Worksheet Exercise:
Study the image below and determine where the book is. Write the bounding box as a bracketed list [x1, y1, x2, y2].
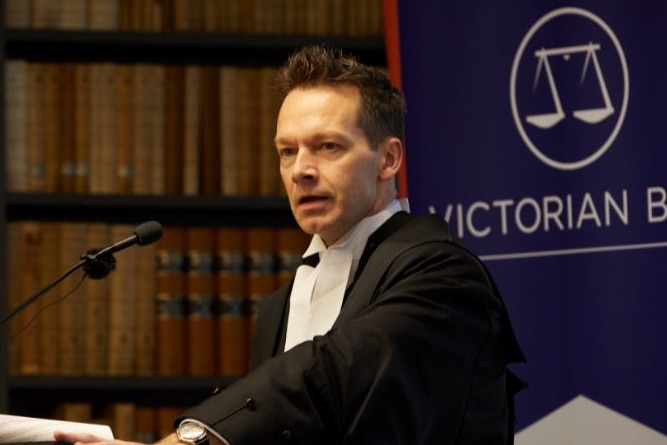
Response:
[57, 222, 88, 375]
[155, 226, 187, 376]
[5, 222, 23, 374]
[58, 63, 76, 193]
[329, 0, 346, 35]
[43, 63, 62, 192]
[275, 227, 310, 287]
[73, 63, 91, 193]
[135, 239, 157, 376]
[239, 0, 255, 33]
[199, 66, 221, 195]
[31, 0, 60, 29]
[59, 0, 88, 30]
[12, 222, 42, 375]
[134, 406, 157, 442]
[107, 224, 138, 375]
[37, 222, 61, 375]
[171, 0, 190, 32]
[185, 227, 217, 376]
[245, 228, 276, 351]
[148, 64, 166, 194]
[87, 63, 104, 194]
[83, 222, 111, 375]
[88, 0, 120, 30]
[237, 68, 259, 196]
[202, 0, 222, 32]
[4, 1, 31, 28]
[98, 63, 119, 193]
[0, 413, 113, 442]
[54, 402, 92, 423]
[163, 65, 185, 194]
[182, 65, 201, 196]
[4, 59, 29, 192]
[257, 67, 280, 196]
[156, 407, 182, 437]
[305, 0, 329, 36]
[26, 63, 47, 192]
[104, 403, 135, 441]
[219, 66, 239, 196]
[216, 227, 247, 377]
[131, 63, 153, 194]
[115, 64, 134, 194]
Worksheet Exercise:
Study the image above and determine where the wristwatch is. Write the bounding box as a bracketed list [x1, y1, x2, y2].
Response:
[176, 420, 208, 445]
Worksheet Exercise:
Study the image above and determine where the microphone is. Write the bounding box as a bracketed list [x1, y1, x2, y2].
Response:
[0, 221, 164, 327]
[83, 220, 163, 262]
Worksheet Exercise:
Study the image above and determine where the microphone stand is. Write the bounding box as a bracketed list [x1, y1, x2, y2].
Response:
[0, 251, 116, 327]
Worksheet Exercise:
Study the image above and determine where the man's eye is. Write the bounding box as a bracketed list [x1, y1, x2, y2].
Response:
[321, 142, 339, 151]
[279, 148, 296, 157]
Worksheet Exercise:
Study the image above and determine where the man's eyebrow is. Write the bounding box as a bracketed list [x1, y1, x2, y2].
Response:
[274, 136, 290, 146]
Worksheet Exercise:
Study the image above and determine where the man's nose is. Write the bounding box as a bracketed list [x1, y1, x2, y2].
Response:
[291, 150, 317, 181]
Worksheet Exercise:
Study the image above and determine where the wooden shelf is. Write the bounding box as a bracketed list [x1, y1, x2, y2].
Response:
[6, 192, 296, 226]
[4, 29, 387, 65]
[8, 376, 238, 414]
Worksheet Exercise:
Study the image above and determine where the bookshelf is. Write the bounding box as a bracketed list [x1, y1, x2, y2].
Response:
[0, 0, 386, 431]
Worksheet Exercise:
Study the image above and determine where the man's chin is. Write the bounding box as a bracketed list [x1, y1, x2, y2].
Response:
[295, 217, 331, 237]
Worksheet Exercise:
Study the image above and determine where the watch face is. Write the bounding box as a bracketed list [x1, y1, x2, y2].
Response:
[178, 422, 207, 443]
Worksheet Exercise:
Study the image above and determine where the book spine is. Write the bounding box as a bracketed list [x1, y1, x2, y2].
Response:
[216, 227, 248, 377]
[163, 66, 185, 194]
[5, 60, 29, 191]
[73, 63, 91, 193]
[185, 226, 217, 376]
[135, 240, 157, 376]
[58, 63, 76, 193]
[219, 66, 239, 196]
[17, 222, 43, 375]
[38, 222, 61, 374]
[83, 223, 111, 375]
[107, 224, 139, 375]
[155, 226, 187, 376]
[115, 64, 134, 194]
[244, 228, 276, 355]
[257, 67, 281, 196]
[237, 68, 259, 195]
[57, 222, 88, 375]
[27, 63, 46, 191]
[182, 65, 201, 196]
[275, 227, 310, 287]
[199, 66, 221, 195]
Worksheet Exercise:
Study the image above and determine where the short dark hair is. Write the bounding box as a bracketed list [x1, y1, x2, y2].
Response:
[275, 45, 406, 149]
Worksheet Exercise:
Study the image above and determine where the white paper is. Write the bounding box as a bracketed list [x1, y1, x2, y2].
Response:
[0, 413, 114, 443]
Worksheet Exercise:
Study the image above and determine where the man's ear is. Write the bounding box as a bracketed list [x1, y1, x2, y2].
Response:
[378, 137, 403, 181]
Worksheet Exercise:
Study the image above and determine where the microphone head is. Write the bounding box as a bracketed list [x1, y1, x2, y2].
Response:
[134, 221, 163, 246]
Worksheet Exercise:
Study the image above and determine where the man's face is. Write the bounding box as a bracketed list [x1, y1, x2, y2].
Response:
[275, 85, 383, 246]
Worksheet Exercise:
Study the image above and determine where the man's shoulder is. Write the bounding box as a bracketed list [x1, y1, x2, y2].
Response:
[387, 212, 459, 244]
[381, 212, 485, 266]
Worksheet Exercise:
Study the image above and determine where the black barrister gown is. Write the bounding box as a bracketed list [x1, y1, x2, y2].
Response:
[179, 212, 526, 445]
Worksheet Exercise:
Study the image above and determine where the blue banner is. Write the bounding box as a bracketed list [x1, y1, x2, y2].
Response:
[398, 1, 667, 442]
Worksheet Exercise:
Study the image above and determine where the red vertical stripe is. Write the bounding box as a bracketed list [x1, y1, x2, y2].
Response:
[382, 0, 408, 199]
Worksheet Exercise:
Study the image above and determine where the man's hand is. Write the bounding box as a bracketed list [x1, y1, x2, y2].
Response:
[54, 431, 182, 445]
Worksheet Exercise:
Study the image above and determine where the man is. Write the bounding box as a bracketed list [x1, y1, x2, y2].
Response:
[57, 45, 525, 445]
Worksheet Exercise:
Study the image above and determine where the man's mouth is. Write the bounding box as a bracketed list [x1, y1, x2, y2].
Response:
[298, 195, 327, 205]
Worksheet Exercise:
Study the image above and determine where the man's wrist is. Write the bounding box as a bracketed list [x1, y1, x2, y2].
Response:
[155, 432, 181, 445]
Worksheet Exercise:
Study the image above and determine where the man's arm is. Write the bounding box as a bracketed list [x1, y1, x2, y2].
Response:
[179, 241, 508, 444]
[53, 431, 227, 445]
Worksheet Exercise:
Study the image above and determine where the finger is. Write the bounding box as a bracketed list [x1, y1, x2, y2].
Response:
[54, 430, 107, 444]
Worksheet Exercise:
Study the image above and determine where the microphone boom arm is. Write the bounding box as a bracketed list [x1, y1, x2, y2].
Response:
[0, 259, 86, 326]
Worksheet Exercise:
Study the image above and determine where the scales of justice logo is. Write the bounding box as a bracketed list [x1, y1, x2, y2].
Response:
[510, 7, 629, 170]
